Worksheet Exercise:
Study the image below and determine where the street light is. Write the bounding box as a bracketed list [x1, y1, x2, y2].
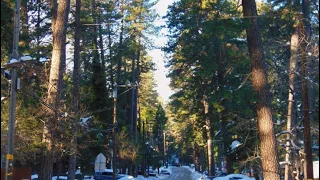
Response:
[112, 82, 138, 180]
[163, 131, 167, 168]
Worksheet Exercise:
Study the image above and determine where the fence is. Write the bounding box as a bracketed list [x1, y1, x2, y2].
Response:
[1, 168, 31, 180]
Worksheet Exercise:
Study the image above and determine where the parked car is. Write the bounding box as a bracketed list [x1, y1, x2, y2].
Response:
[94, 171, 125, 180]
[52, 176, 68, 180]
[160, 169, 171, 175]
[31, 174, 38, 180]
[84, 175, 94, 180]
[148, 169, 157, 177]
[215, 171, 227, 177]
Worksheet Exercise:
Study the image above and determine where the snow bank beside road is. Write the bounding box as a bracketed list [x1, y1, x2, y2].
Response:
[192, 172, 206, 180]
[120, 174, 169, 180]
[120, 175, 156, 180]
[119, 175, 158, 180]
[212, 174, 255, 180]
[119, 175, 135, 180]
[119, 166, 173, 180]
[184, 166, 255, 180]
[182, 166, 206, 180]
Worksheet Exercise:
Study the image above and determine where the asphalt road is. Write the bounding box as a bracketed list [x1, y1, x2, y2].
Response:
[162, 167, 193, 180]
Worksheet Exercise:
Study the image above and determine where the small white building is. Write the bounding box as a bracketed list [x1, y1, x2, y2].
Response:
[314, 161, 319, 179]
[95, 153, 106, 172]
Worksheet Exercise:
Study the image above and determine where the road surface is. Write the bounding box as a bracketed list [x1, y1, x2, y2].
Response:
[162, 167, 193, 180]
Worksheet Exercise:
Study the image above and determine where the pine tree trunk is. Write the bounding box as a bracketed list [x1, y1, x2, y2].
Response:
[21, 0, 29, 51]
[98, 6, 107, 103]
[285, 19, 299, 180]
[108, 24, 114, 88]
[40, 0, 70, 179]
[134, 0, 144, 140]
[217, 143, 222, 171]
[204, 96, 215, 177]
[292, 100, 301, 180]
[39, 149, 54, 180]
[36, 0, 41, 60]
[134, 31, 142, 141]
[68, 0, 81, 179]
[91, 0, 107, 121]
[57, 160, 62, 179]
[117, 0, 124, 83]
[194, 143, 200, 172]
[98, 10, 106, 75]
[242, 0, 280, 179]
[130, 56, 136, 133]
[129, 163, 133, 175]
[301, 0, 314, 179]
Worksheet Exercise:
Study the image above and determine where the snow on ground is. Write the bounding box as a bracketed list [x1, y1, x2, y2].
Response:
[125, 175, 158, 180]
[32, 166, 173, 180]
[192, 172, 206, 180]
[119, 175, 135, 180]
[184, 165, 255, 180]
[182, 166, 206, 180]
[119, 166, 173, 180]
[212, 174, 255, 180]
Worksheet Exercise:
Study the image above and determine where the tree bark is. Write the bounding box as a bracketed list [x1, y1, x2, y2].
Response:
[40, 0, 70, 179]
[133, 0, 144, 141]
[117, 0, 124, 83]
[36, 0, 41, 61]
[68, 0, 81, 179]
[20, 0, 29, 52]
[98, 9, 106, 75]
[194, 143, 200, 172]
[203, 96, 215, 177]
[301, 0, 314, 179]
[91, 0, 107, 121]
[108, 24, 114, 88]
[134, 27, 142, 139]
[285, 16, 300, 180]
[130, 55, 136, 134]
[242, 0, 280, 179]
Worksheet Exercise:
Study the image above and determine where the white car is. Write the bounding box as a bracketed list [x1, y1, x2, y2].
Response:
[52, 176, 68, 180]
[160, 169, 171, 175]
[83, 175, 94, 179]
[212, 174, 255, 180]
[31, 174, 38, 180]
[148, 169, 157, 177]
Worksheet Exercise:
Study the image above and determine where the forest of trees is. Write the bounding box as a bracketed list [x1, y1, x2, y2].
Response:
[164, 0, 319, 180]
[0, 0, 319, 180]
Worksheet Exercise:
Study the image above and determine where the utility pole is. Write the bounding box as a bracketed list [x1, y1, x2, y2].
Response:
[112, 86, 117, 180]
[5, 0, 21, 179]
[163, 132, 166, 167]
[143, 121, 146, 177]
[112, 82, 138, 180]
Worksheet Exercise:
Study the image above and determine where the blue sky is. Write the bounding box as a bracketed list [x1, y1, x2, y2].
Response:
[150, 0, 176, 103]
[150, 0, 264, 103]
